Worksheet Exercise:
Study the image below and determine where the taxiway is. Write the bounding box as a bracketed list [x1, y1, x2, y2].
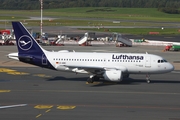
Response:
[0, 45, 180, 120]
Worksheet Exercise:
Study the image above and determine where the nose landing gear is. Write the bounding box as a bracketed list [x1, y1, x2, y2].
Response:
[146, 74, 150, 83]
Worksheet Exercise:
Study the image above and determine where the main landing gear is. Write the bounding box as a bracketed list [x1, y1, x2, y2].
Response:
[146, 74, 150, 83]
[87, 75, 100, 83]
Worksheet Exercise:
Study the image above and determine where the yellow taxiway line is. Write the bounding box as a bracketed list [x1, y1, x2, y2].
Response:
[57, 106, 76, 110]
[0, 90, 11, 92]
[34, 105, 53, 109]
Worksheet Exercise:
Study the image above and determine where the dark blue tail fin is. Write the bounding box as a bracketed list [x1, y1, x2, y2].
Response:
[12, 22, 43, 54]
[12, 22, 55, 70]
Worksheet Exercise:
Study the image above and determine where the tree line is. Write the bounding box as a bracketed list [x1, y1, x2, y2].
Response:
[0, 0, 180, 14]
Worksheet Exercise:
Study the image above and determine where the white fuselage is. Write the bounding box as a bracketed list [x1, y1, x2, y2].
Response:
[45, 51, 174, 74]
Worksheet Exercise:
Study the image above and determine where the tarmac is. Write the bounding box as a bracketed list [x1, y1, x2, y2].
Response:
[0, 43, 180, 120]
[1, 17, 180, 120]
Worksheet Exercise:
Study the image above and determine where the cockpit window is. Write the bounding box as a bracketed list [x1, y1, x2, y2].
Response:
[163, 59, 167, 62]
[158, 59, 168, 63]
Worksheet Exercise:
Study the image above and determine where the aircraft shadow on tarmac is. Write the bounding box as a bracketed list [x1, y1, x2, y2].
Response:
[91, 79, 180, 87]
[47, 76, 88, 82]
[46, 77, 180, 86]
[122, 78, 180, 84]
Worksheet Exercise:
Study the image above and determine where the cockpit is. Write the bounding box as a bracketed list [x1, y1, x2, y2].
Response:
[157, 59, 167, 63]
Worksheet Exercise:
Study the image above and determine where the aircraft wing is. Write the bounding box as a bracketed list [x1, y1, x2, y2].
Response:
[64, 65, 127, 74]
[64, 65, 104, 74]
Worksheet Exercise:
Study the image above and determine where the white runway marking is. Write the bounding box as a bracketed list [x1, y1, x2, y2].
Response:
[0, 104, 27, 109]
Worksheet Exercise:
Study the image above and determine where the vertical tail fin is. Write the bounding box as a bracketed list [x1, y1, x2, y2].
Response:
[12, 22, 44, 54]
[12, 22, 55, 70]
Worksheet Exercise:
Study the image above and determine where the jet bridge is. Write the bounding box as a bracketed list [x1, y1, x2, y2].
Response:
[78, 32, 94, 46]
[0, 34, 15, 45]
[78, 33, 88, 45]
[50, 35, 65, 46]
[113, 33, 132, 47]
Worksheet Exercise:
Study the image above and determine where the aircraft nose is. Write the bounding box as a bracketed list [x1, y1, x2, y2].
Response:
[168, 63, 174, 71]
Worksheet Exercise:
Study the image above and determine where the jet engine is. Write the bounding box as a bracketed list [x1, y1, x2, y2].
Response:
[103, 70, 123, 82]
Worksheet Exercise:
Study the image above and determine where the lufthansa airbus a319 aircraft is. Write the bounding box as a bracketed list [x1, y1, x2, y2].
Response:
[8, 22, 174, 83]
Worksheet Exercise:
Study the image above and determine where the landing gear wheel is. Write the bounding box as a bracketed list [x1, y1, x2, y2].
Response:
[146, 74, 150, 84]
[123, 74, 129, 78]
[87, 78, 94, 83]
[93, 76, 100, 81]
[147, 79, 150, 84]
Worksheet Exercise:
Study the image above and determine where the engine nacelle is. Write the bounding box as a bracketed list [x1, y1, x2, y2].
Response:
[103, 70, 123, 82]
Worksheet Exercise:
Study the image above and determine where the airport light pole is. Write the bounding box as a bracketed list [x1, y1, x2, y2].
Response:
[40, 0, 43, 38]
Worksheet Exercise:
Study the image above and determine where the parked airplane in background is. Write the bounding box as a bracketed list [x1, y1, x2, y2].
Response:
[8, 22, 174, 83]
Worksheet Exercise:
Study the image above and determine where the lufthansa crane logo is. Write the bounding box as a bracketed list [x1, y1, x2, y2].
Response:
[18, 35, 33, 51]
